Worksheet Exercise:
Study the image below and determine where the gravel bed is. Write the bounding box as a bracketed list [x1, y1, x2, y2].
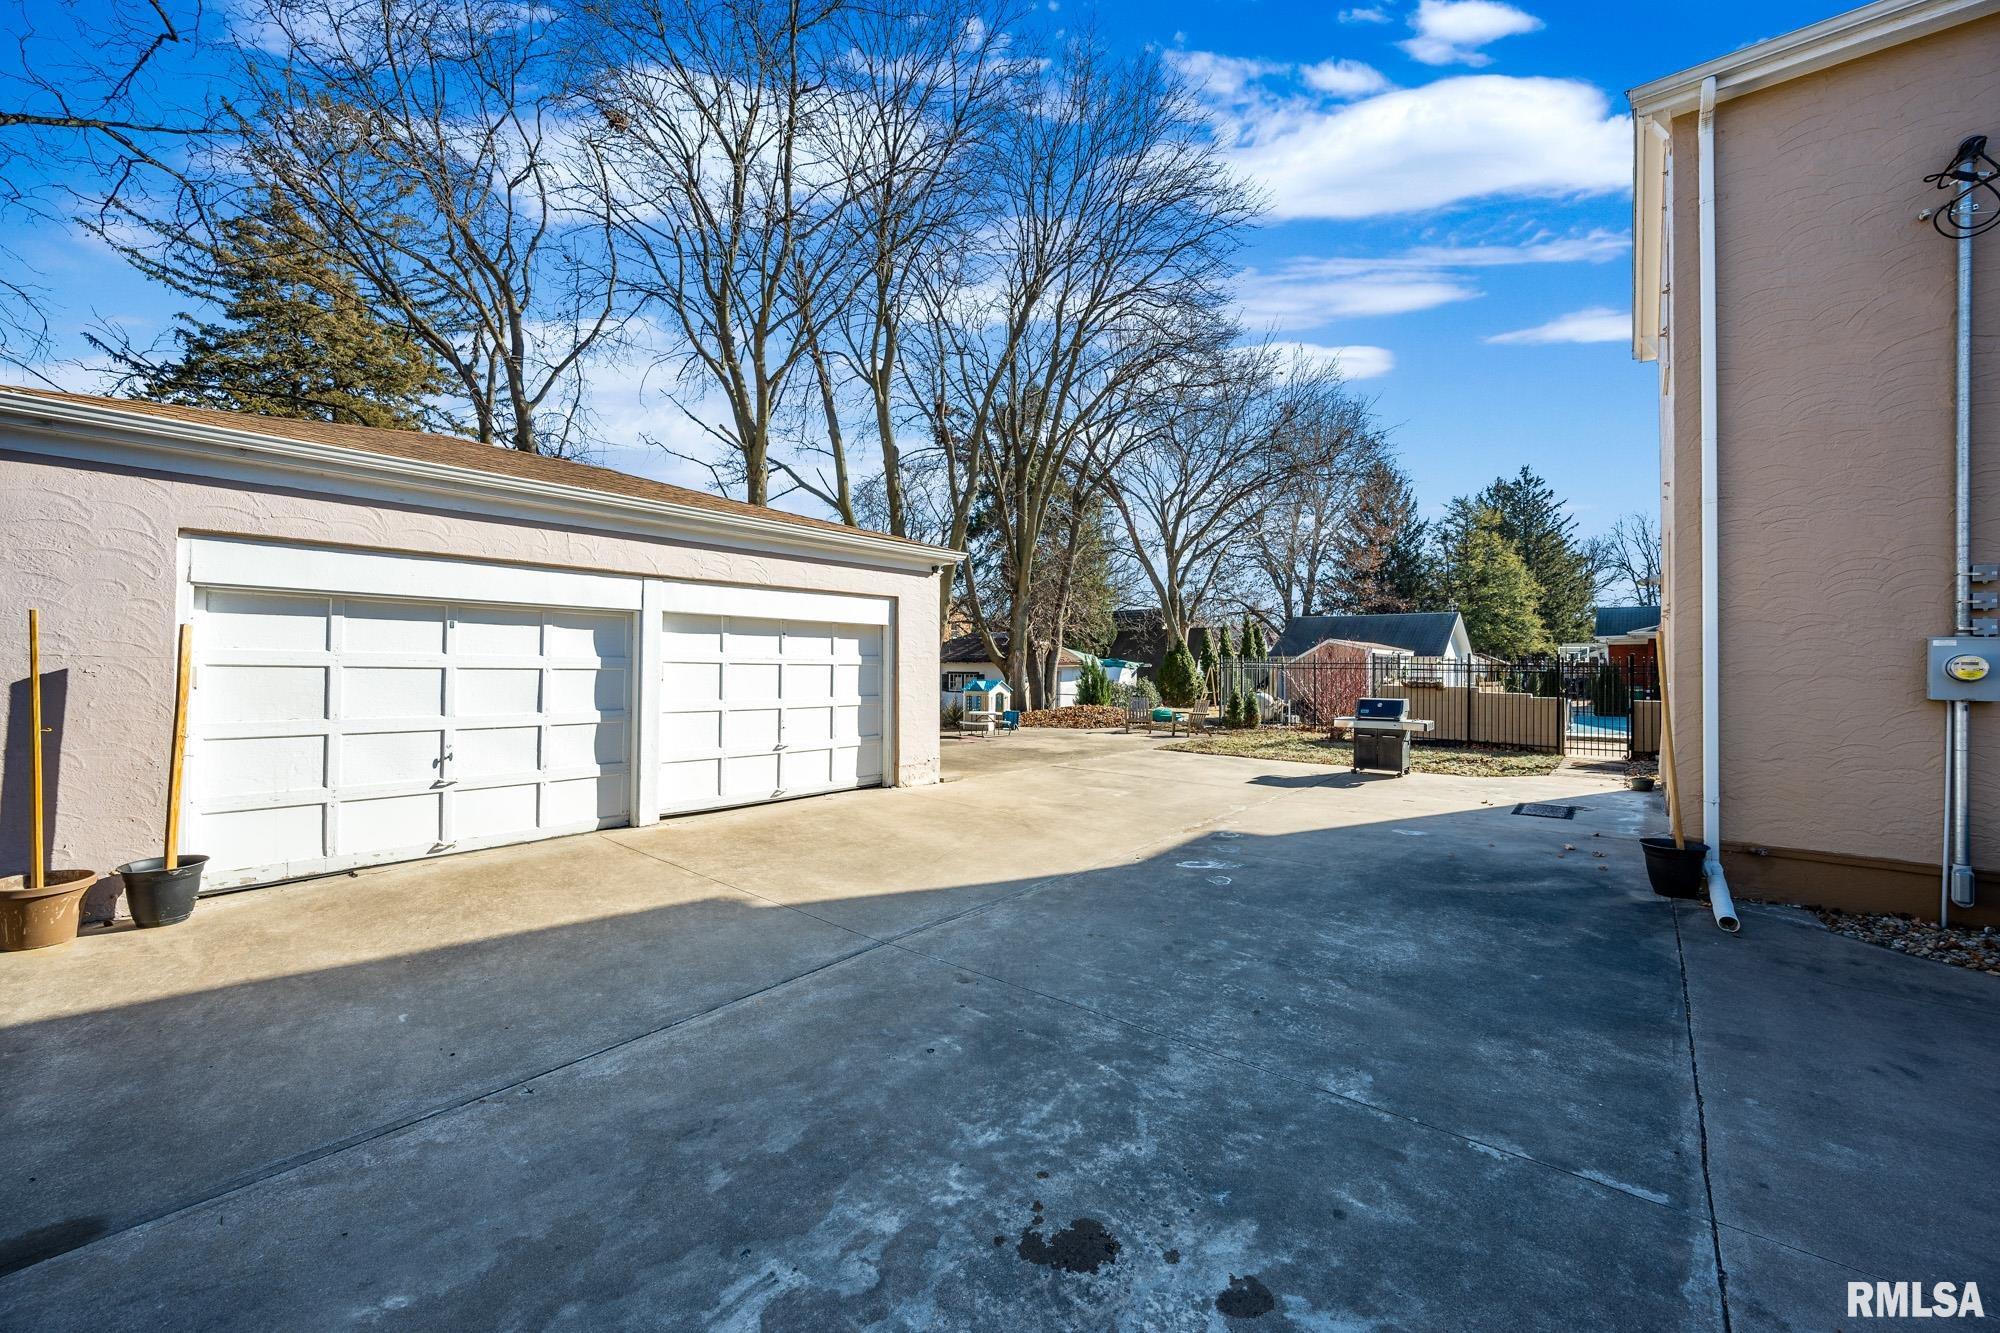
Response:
[1809, 908, 2000, 976]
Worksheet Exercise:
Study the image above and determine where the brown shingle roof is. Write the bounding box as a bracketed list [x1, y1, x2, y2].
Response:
[0, 386, 934, 551]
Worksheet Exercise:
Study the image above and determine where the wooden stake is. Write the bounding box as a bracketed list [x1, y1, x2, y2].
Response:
[28, 609, 44, 890]
[164, 623, 193, 870]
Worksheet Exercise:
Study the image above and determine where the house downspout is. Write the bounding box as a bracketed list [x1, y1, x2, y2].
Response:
[1697, 76, 1741, 933]
[1945, 142, 1979, 917]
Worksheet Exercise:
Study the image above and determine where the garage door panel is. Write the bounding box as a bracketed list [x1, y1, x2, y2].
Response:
[781, 748, 832, 789]
[661, 710, 721, 751]
[338, 792, 442, 856]
[345, 667, 444, 720]
[548, 720, 625, 768]
[549, 666, 625, 714]
[343, 730, 444, 786]
[725, 661, 780, 699]
[665, 662, 722, 702]
[544, 611, 628, 660]
[201, 734, 327, 799]
[344, 600, 446, 654]
[204, 665, 327, 723]
[192, 583, 631, 887]
[459, 668, 541, 717]
[454, 725, 540, 778]
[663, 758, 722, 804]
[205, 591, 330, 651]
[784, 706, 833, 745]
[725, 619, 783, 656]
[784, 663, 833, 700]
[545, 774, 625, 825]
[657, 610, 884, 816]
[724, 708, 780, 751]
[723, 752, 779, 796]
[453, 606, 543, 656]
[455, 784, 540, 840]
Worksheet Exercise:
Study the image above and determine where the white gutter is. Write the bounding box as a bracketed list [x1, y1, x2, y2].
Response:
[0, 391, 964, 574]
[1696, 76, 1741, 934]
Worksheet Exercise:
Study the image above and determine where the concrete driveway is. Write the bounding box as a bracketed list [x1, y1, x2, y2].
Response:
[1, 731, 1994, 1330]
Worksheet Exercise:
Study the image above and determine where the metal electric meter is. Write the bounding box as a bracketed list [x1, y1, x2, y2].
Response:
[1928, 638, 2000, 702]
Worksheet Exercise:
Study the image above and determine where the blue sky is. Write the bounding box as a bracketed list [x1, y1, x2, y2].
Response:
[10, 0, 1842, 537]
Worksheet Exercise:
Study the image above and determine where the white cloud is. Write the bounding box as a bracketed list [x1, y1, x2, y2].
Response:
[1484, 306, 1629, 344]
[1300, 59, 1391, 99]
[1274, 341, 1396, 379]
[1163, 50, 1288, 101]
[1234, 230, 1625, 333]
[1211, 75, 1628, 220]
[1399, 0, 1542, 67]
[1339, 6, 1394, 23]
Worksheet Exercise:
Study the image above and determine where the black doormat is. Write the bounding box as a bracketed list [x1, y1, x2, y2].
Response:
[1513, 802, 1577, 820]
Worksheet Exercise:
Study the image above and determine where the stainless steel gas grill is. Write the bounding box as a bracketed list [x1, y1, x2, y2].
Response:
[1335, 697, 1436, 776]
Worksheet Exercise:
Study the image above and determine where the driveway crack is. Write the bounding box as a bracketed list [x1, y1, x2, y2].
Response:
[1674, 899, 1735, 1333]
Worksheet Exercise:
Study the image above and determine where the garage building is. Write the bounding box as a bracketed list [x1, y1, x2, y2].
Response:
[0, 388, 957, 900]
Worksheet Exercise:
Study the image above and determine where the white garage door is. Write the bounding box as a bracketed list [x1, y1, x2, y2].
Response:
[658, 613, 882, 814]
[189, 589, 632, 887]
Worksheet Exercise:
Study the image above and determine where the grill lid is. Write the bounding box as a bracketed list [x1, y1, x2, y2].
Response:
[1354, 697, 1408, 721]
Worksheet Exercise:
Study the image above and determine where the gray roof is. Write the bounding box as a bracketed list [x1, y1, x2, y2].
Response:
[1272, 612, 1464, 659]
[1593, 605, 1662, 638]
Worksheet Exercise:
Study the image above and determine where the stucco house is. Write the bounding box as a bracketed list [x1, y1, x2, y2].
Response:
[1629, 0, 1999, 924]
[0, 388, 959, 909]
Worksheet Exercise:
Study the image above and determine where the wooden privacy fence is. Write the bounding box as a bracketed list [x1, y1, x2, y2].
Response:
[1369, 683, 1565, 751]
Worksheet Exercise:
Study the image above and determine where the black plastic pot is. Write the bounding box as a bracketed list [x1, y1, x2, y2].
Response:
[116, 855, 209, 928]
[1640, 837, 1708, 900]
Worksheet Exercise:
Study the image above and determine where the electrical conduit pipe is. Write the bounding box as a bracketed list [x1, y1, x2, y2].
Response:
[1697, 76, 1740, 933]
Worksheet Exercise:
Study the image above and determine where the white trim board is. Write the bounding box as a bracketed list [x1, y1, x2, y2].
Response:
[652, 579, 891, 627]
[188, 537, 644, 610]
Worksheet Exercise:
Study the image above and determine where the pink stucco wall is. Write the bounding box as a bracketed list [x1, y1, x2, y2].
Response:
[0, 444, 943, 912]
[1658, 15, 2000, 919]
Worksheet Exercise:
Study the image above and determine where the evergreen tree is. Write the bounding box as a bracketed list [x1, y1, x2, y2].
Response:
[1474, 467, 1596, 646]
[1437, 506, 1553, 658]
[1158, 641, 1202, 708]
[1241, 618, 1268, 661]
[121, 191, 445, 430]
[1216, 624, 1236, 660]
[1327, 460, 1432, 613]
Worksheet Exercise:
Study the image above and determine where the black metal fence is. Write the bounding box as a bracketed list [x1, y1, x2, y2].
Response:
[1211, 655, 1659, 760]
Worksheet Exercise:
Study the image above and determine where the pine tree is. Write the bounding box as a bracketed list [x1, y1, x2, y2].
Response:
[1437, 506, 1553, 658]
[1327, 460, 1432, 613]
[1158, 641, 1202, 708]
[124, 191, 446, 430]
[1474, 467, 1596, 646]
[1216, 624, 1236, 660]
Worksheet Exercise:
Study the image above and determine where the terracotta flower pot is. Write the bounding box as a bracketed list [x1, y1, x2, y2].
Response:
[0, 869, 98, 951]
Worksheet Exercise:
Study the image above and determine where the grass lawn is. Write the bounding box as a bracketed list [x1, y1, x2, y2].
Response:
[1162, 726, 1563, 777]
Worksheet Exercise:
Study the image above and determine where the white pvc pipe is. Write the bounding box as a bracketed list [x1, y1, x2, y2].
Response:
[1697, 76, 1740, 934]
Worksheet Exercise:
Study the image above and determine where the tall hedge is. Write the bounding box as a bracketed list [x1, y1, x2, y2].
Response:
[1157, 642, 1201, 708]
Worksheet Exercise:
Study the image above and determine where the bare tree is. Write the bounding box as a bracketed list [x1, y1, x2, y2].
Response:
[1592, 510, 1663, 605]
[585, 0, 858, 502]
[112, 0, 624, 454]
[0, 0, 222, 369]
[910, 40, 1254, 695]
[1111, 344, 1379, 646]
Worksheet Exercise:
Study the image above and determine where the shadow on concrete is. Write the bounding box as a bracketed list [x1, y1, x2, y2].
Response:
[0, 667, 65, 877]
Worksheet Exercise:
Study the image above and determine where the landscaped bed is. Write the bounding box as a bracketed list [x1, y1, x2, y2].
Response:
[1163, 726, 1563, 777]
[1809, 909, 2000, 977]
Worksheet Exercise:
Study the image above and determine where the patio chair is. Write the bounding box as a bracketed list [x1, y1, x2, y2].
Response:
[1124, 696, 1151, 733]
[1000, 709, 1020, 732]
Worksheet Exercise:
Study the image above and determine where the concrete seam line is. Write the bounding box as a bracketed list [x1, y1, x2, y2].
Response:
[1674, 900, 1735, 1333]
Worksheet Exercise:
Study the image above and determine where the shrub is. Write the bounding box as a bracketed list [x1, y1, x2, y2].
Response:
[1245, 690, 1263, 728]
[1157, 642, 1201, 707]
[1131, 676, 1161, 707]
[1197, 632, 1219, 680]
[1075, 658, 1112, 706]
[941, 702, 964, 729]
[1224, 689, 1244, 728]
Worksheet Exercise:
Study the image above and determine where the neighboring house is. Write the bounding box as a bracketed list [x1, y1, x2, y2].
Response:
[1629, 0, 1999, 924]
[1107, 608, 1227, 677]
[0, 388, 960, 902]
[939, 633, 1106, 707]
[1592, 605, 1662, 669]
[1271, 612, 1472, 662]
[1278, 637, 1410, 725]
